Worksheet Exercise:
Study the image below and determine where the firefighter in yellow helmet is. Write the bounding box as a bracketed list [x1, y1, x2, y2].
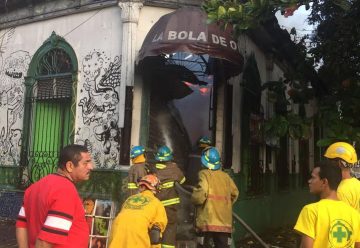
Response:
[324, 141, 360, 212]
[109, 175, 167, 248]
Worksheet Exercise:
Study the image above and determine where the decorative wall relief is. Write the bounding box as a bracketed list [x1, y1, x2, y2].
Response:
[0, 28, 30, 166]
[77, 50, 122, 169]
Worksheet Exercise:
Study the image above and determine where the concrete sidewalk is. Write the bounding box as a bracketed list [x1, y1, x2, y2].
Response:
[238, 227, 298, 248]
[0, 219, 297, 248]
[0, 220, 16, 247]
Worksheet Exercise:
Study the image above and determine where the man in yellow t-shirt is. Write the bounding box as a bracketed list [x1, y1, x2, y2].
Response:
[324, 142, 360, 212]
[338, 177, 360, 212]
[294, 160, 360, 248]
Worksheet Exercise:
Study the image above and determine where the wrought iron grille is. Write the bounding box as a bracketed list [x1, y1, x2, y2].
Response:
[23, 75, 73, 183]
[37, 48, 73, 75]
[36, 77, 72, 100]
[22, 76, 72, 182]
[27, 150, 60, 184]
[21, 47, 75, 184]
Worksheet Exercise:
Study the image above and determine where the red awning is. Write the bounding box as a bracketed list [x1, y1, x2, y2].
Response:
[138, 6, 244, 77]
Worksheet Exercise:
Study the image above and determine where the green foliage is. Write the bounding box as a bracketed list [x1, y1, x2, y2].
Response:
[203, 0, 310, 33]
[308, 1, 360, 146]
[263, 113, 311, 140]
[204, 0, 360, 146]
[315, 87, 360, 147]
[78, 170, 127, 204]
[261, 78, 313, 140]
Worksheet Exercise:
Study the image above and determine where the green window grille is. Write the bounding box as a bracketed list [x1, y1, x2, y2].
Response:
[21, 33, 77, 185]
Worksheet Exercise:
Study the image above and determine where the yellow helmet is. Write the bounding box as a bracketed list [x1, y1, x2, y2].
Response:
[324, 142, 358, 164]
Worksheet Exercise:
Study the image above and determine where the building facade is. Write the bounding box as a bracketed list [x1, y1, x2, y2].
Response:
[0, 0, 318, 242]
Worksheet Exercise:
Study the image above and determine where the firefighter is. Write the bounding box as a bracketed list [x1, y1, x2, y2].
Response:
[191, 147, 239, 248]
[324, 141, 360, 212]
[186, 136, 212, 186]
[154, 145, 186, 248]
[127, 145, 151, 196]
[198, 136, 212, 148]
[109, 174, 167, 248]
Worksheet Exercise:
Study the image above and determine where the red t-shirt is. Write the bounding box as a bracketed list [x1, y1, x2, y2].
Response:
[16, 174, 89, 248]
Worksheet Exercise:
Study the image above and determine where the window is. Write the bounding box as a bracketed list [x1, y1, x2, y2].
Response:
[21, 33, 77, 184]
[241, 53, 264, 195]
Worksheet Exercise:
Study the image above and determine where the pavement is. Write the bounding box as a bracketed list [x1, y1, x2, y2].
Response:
[238, 227, 299, 248]
[0, 219, 297, 248]
[0, 220, 16, 248]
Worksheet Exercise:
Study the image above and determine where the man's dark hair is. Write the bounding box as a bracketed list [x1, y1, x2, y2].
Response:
[58, 144, 89, 169]
[315, 160, 342, 190]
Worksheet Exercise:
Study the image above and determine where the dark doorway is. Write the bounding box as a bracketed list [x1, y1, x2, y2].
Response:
[141, 53, 216, 168]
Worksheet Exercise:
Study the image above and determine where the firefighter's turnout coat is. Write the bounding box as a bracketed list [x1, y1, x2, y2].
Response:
[155, 161, 185, 247]
[191, 169, 239, 233]
[127, 163, 149, 196]
[155, 162, 186, 208]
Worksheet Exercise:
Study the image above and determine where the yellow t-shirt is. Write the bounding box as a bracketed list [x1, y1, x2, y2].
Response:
[338, 178, 360, 212]
[294, 199, 360, 248]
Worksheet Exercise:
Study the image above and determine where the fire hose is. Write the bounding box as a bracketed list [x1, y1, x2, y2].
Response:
[175, 182, 271, 248]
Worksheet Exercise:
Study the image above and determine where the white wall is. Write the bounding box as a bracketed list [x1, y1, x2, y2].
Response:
[136, 6, 174, 55]
[130, 6, 174, 147]
[0, 7, 124, 168]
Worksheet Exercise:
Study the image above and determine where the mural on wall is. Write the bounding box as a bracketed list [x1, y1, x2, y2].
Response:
[77, 50, 122, 169]
[0, 28, 31, 166]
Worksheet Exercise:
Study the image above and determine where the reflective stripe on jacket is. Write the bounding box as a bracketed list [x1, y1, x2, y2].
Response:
[155, 162, 185, 207]
[191, 169, 239, 233]
[127, 163, 149, 196]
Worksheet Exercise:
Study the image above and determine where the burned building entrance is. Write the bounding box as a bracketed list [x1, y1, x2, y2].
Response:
[141, 52, 215, 168]
[137, 6, 243, 167]
[137, 5, 244, 241]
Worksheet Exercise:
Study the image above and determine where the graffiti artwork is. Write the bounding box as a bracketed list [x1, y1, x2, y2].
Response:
[77, 50, 122, 169]
[0, 28, 30, 166]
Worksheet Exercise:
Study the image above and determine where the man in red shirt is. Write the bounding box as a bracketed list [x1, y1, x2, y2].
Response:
[16, 144, 94, 248]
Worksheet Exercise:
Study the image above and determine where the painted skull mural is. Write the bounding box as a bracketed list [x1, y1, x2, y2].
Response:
[0, 50, 31, 166]
[77, 50, 122, 169]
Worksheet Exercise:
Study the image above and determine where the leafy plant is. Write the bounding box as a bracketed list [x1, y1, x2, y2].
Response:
[262, 79, 313, 140]
[203, 0, 311, 33]
[204, 0, 360, 146]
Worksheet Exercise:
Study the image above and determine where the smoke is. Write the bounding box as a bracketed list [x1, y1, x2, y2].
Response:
[156, 112, 173, 150]
[173, 84, 212, 147]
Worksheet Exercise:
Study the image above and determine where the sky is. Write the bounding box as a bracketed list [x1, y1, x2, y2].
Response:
[275, 5, 315, 42]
